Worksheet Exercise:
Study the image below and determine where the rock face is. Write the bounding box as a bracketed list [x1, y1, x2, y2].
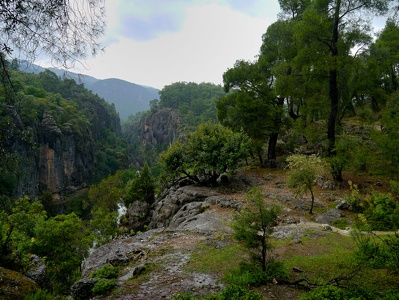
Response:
[70, 278, 98, 300]
[77, 184, 245, 299]
[140, 108, 180, 145]
[5, 100, 120, 198]
[38, 111, 94, 194]
[24, 255, 51, 291]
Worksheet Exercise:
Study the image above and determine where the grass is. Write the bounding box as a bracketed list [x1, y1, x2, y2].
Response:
[276, 232, 357, 283]
[183, 241, 246, 275]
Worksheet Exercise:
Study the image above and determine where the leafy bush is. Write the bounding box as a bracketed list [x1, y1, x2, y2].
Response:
[123, 163, 156, 207]
[299, 286, 346, 300]
[332, 218, 349, 229]
[354, 231, 399, 274]
[286, 154, 328, 214]
[92, 278, 117, 296]
[23, 289, 60, 300]
[212, 285, 263, 300]
[343, 182, 368, 213]
[89, 264, 119, 279]
[226, 261, 287, 287]
[160, 122, 249, 186]
[363, 194, 399, 230]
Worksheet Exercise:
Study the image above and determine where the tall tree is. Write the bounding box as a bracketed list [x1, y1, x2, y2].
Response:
[292, 0, 390, 157]
[217, 59, 284, 165]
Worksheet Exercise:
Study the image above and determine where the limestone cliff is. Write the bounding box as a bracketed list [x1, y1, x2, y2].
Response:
[140, 108, 181, 146]
[4, 100, 120, 198]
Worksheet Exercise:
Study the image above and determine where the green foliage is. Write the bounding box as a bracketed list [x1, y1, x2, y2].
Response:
[232, 187, 281, 272]
[89, 264, 119, 279]
[329, 134, 359, 181]
[87, 171, 127, 244]
[158, 82, 224, 131]
[33, 213, 92, 294]
[123, 163, 156, 207]
[331, 218, 349, 230]
[216, 59, 282, 164]
[363, 194, 399, 231]
[23, 289, 62, 300]
[0, 196, 46, 269]
[354, 232, 399, 285]
[92, 278, 117, 296]
[343, 182, 367, 213]
[211, 285, 263, 300]
[225, 261, 287, 287]
[160, 122, 249, 186]
[299, 286, 347, 300]
[286, 154, 327, 214]
[376, 92, 399, 175]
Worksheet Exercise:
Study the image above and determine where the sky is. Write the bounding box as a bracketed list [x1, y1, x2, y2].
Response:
[62, 0, 281, 89]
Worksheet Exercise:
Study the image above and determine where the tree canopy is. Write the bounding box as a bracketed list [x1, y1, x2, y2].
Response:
[0, 0, 105, 66]
[160, 122, 250, 186]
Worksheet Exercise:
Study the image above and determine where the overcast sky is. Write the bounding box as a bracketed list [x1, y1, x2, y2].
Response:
[66, 0, 281, 89]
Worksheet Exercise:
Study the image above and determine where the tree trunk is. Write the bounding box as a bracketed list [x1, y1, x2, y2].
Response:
[309, 187, 315, 214]
[261, 230, 267, 272]
[267, 133, 278, 160]
[327, 0, 341, 157]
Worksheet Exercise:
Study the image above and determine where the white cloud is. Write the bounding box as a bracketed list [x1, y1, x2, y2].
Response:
[76, 2, 277, 89]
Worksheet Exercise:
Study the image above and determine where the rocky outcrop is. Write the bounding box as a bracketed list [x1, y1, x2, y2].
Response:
[140, 108, 180, 145]
[4, 98, 120, 198]
[24, 255, 51, 291]
[149, 186, 218, 229]
[125, 200, 152, 232]
[38, 111, 94, 194]
[70, 278, 98, 300]
[0, 267, 39, 299]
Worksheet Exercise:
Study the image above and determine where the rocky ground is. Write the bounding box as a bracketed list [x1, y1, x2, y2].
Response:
[75, 167, 390, 300]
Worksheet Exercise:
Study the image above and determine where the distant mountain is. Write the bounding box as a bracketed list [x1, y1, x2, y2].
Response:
[18, 61, 159, 120]
[85, 79, 159, 120]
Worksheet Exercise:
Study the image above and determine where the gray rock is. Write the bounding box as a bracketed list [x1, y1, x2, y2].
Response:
[125, 200, 151, 232]
[315, 209, 344, 224]
[150, 186, 217, 229]
[336, 200, 352, 210]
[24, 255, 51, 291]
[81, 232, 158, 277]
[70, 278, 98, 300]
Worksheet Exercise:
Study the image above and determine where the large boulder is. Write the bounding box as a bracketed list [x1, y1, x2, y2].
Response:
[149, 186, 217, 229]
[24, 255, 51, 291]
[125, 200, 151, 232]
[70, 278, 98, 300]
[0, 267, 38, 299]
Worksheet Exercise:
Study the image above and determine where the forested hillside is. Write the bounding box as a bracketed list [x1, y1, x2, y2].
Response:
[0, 64, 127, 198]
[18, 61, 160, 120]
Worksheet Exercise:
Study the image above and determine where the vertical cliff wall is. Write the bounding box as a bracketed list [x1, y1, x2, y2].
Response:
[4, 100, 120, 198]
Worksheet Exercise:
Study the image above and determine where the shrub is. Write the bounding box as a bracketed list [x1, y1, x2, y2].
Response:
[363, 194, 399, 231]
[23, 289, 58, 300]
[286, 154, 327, 214]
[299, 286, 346, 300]
[225, 261, 287, 287]
[343, 182, 368, 213]
[332, 218, 349, 229]
[214, 285, 263, 300]
[89, 264, 119, 279]
[92, 278, 117, 296]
